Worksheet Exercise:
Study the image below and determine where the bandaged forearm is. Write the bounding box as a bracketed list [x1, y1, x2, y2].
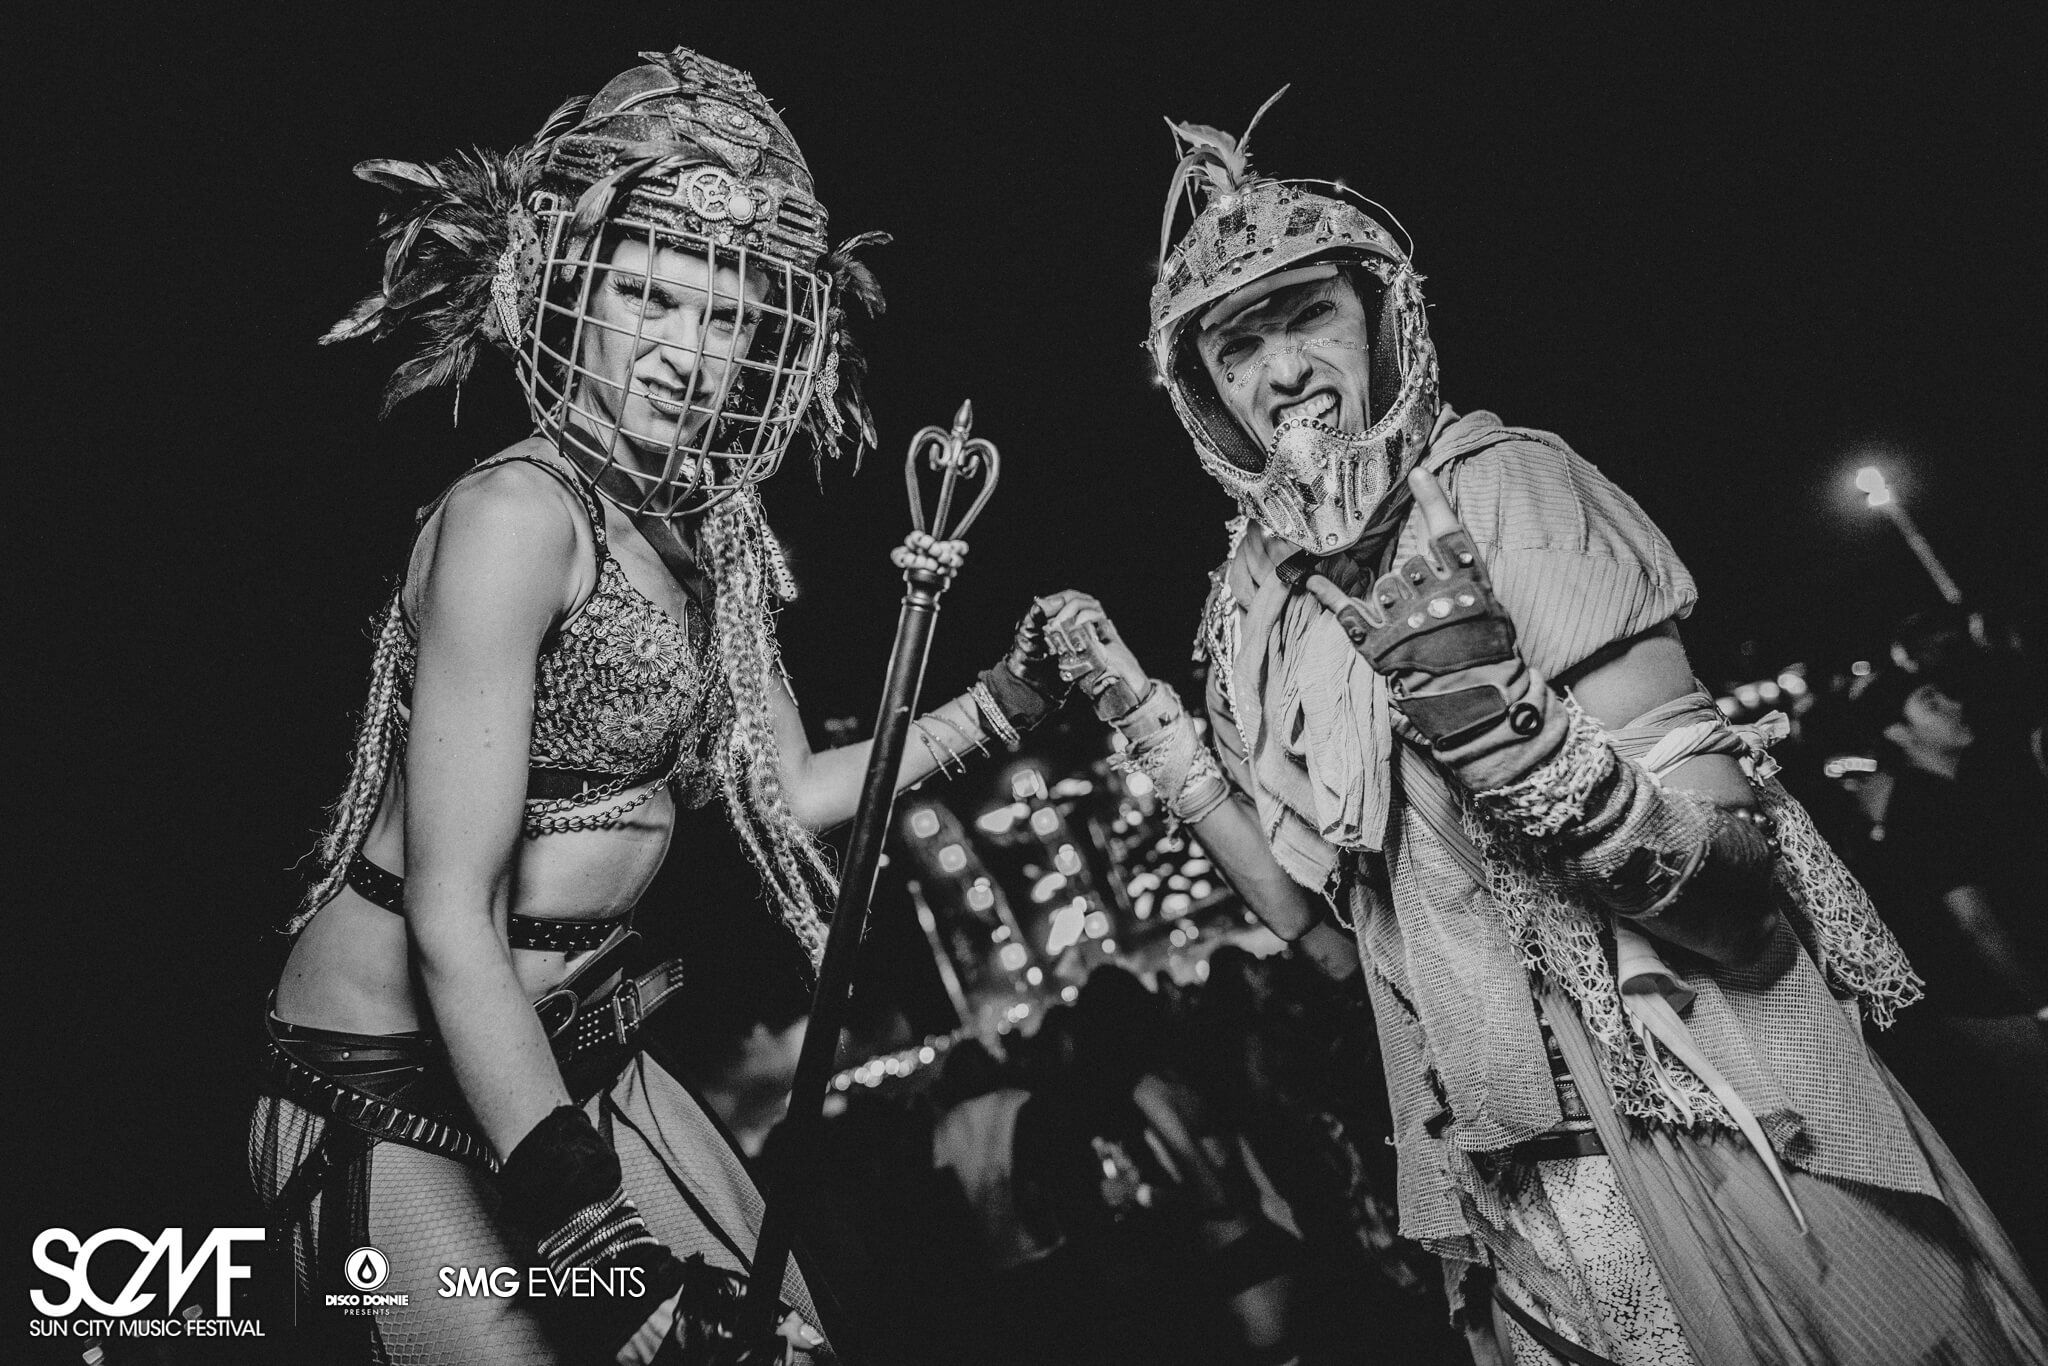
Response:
[1112, 680, 1233, 824]
[1475, 704, 1776, 919]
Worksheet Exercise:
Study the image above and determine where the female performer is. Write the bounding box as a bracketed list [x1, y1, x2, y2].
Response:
[250, 46, 1063, 1365]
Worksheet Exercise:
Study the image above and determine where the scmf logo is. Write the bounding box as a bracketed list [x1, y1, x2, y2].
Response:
[32, 1228, 265, 1317]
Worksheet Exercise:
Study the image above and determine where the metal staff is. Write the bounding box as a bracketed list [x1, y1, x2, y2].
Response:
[739, 401, 1000, 1346]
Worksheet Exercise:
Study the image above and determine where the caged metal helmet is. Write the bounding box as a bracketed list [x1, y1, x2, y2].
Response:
[1148, 89, 1439, 553]
[324, 46, 887, 518]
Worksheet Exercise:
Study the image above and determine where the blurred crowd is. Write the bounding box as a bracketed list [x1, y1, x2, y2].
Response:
[1808, 606, 2048, 1280]
[660, 936, 1465, 1365]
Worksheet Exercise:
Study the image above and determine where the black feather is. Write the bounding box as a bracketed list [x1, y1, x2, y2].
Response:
[326, 95, 588, 416]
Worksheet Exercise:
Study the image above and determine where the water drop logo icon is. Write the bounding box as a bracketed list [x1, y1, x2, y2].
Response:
[344, 1246, 390, 1292]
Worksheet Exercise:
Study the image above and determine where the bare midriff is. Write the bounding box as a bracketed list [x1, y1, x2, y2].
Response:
[273, 765, 677, 1035]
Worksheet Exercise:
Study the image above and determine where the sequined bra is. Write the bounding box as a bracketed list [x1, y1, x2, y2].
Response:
[393, 451, 732, 832]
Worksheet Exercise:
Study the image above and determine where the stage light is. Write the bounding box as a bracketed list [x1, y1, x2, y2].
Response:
[1854, 465, 1892, 508]
[992, 923, 1010, 942]
[1030, 871, 1068, 902]
[976, 804, 1021, 835]
[1777, 669, 1808, 697]
[1101, 939, 1117, 955]
[999, 942, 1029, 971]
[937, 843, 968, 873]
[1134, 892, 1155, 919]
[1851, 660, 1873, 677]
[966, 880, 996, 912]
[1062, 984, 1080, 1002]
[1125, 770, 1155, 796]
[1084, 910, 1111, 939]
[1030, 807, 1062, 837]
[1026, 966, 1044, 986]
[1045, 902, 1087, 954]
[908, 808, 941, 839]
[1054, 844, 1084, 875]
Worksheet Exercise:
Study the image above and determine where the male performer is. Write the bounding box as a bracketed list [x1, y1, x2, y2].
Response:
[1041, 97, 2047, 1364]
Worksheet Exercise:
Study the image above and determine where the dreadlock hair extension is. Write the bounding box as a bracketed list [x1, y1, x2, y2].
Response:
[290, 593, 411, 933]
[701, 493, 836, 968]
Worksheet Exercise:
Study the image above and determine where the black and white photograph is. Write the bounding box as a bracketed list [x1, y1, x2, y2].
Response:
[20, 3, 2048, 1363]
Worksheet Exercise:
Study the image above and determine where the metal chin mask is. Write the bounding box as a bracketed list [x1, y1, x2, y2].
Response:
[1147, 95, 1440, 551]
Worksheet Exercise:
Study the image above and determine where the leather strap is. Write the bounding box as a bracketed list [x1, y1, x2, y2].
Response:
[345, 852, 629, 953]
[265, 1036, 497, 1170]
[1490, 1280, 1621, 1366]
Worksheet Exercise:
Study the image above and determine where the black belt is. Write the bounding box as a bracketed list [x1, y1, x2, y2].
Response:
[345, 852, 627, 953]
[533, 929, 689, 1080]
[265, 1021, 495, 1169]
[1517, 1127, 1605, 1162]
[265, 933, 686, 1163]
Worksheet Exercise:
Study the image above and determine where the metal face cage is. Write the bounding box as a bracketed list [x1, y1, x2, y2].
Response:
[517, 196, 829, 518]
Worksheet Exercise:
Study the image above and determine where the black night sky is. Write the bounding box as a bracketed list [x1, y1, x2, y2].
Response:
[19, 2, 2046, 1353]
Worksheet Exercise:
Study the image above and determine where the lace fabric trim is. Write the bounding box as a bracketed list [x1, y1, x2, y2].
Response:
[1465, 709, 1923, 1131]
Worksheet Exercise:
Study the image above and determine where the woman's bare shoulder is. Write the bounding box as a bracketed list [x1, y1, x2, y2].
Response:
[406, 441, 592, 606]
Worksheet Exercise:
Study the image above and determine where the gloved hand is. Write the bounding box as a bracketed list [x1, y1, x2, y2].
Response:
[975, 598, 1074, 732]
[1302, 468, 1567, 791]
[498, 1107, 825, 1364]
[1037, 591, 1148, 721]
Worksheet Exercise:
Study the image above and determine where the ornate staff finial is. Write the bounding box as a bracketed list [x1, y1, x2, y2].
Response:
[905, 398, 1001, 542]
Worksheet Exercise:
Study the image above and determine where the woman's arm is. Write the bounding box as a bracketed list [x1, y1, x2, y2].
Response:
[402, 464, 585, 1159]
[772, 536, 1069, 829]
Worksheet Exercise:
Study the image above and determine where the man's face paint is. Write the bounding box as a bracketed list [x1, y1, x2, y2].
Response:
[1197, 269, 1374, 451]
[1193, 267, 1400, 550]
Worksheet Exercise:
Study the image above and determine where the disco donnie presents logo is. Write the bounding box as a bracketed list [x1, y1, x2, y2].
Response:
[29, 1228, 268, 1340]
[325, 1245, 409, 1313]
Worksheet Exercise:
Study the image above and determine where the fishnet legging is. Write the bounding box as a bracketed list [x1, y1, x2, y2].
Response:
[250, 1053, 825, 1364]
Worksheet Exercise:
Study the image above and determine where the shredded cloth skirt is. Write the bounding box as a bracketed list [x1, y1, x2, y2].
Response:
[1518, 987, 2048, 1366]
[250, 1045, 826, 1366]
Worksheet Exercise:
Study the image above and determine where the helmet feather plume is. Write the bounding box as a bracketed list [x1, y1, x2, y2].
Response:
[1157, 84, 1291, 267]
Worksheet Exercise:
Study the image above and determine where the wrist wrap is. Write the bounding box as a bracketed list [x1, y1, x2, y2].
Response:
[977, 662, 1060, 732]
[1111, 681, 1231, 823]
[1478, 706, 1777, 919]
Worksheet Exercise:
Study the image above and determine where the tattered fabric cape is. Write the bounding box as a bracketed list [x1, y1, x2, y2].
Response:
[1200, 409, 1938, 1255]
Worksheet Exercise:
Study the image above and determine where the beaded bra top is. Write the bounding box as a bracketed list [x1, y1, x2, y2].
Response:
[392, 450, 732, 832]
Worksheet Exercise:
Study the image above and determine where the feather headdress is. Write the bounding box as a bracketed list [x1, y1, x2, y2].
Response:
[805, 228, 891, 457]
[321, 96, 589, 416]
[1158, 85, 1290, 269]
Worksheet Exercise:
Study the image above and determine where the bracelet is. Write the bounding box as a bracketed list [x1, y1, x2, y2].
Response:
[1109, 679, 1233, 822]
[1167, 747, 1232, 823]
[1109, 679, 1180, 745]
[1473, 699, 1615, 839]
[970, 681, 1023, 747]
[927, 704, 989, 757]
[913, 720, 969, 778]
